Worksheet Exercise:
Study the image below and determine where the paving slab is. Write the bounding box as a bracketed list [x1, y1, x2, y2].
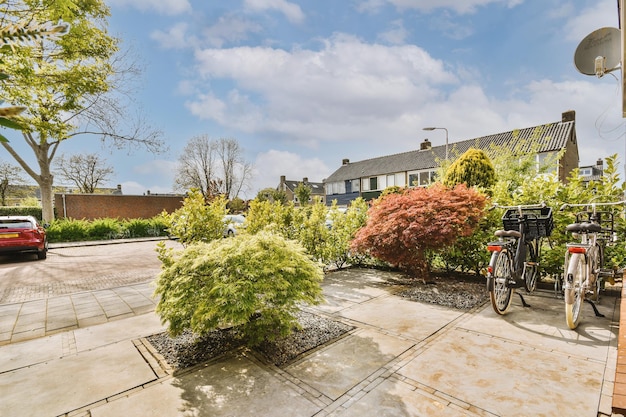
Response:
[286, 328, 415, 400]
[0, 341, 156, 417]
[398, 324, 606, 417]
[73, 313, 166, 352]
[0, 332, 65, 373]
[462, 290, 619, 359]
[91, 353, 321, 417]
[339, 295, 463, 341]
[337, 378, 482, 417]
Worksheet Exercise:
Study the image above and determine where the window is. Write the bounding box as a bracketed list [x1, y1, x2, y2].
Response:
[419, 172, 430, 186]
[352, 179, 360, 192]
[387, 175, 395, 187]
[395, 173, 406, 187]
[579, 168, 592, 176]
[369, 177, 378, 190]
[408, 172, 419, 187]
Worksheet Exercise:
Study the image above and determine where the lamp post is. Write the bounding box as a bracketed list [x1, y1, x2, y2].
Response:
[422, 127, 448, 160]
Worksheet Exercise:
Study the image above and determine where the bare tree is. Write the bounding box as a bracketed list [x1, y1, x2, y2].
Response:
[174, 136, 252, 200]
[0, 160, 26, 205]
[54, 153, 114, 193]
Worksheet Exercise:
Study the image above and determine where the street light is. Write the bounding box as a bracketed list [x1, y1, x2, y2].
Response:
[422, 127, 448, 160]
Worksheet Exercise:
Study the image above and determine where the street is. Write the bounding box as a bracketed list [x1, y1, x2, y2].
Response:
[0, 239, 182, 304]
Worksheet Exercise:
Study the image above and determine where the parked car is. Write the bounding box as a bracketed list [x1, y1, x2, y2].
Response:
[0, 215, 48, 260]
[223, 214, 246, 237]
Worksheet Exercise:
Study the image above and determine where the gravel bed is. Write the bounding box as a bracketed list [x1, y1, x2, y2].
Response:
[147, 311, 354, 369]
[396, 274, 489, 310]
[146, 271, 487, 371]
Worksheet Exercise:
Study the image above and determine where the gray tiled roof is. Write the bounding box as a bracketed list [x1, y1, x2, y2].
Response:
[282, 179, 325, 194]
[325, 120, 574, 183]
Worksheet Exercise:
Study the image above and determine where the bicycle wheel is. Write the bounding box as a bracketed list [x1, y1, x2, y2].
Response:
[489, 249, 514, 315]
[564, 252, 585, 329]
[588, 244, 602, 303]
[523, 241, 538, 293]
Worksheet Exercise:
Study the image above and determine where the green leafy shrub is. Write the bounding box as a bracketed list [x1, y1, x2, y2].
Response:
[122, 218, 151, 238]
[88, 218, 122, 239]
[0, 206, 42, 219]
[154, 231, 324, 346]
[46, 218, 90, 242]
[161, 190, 227, 246]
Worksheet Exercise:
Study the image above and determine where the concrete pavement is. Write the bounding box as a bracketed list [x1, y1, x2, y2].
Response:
[0, 267, 622, 416]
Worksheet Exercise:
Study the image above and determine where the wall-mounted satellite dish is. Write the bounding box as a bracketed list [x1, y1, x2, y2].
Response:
[574, 27, 621, 77]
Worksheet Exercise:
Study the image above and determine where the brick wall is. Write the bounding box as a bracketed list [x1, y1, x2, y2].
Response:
[54, 193, 185, 220]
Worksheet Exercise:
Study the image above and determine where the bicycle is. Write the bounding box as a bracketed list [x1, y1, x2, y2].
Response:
[486, 203, 553, 315]
[559, 201, 624, 329]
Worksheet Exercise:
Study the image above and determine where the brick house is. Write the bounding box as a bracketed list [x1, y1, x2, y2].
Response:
[278, 176, 326, 206]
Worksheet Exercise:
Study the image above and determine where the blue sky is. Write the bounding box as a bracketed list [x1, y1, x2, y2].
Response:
[6, 0, 624, 197]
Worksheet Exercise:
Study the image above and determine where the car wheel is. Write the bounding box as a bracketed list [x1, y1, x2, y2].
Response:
[37, 240, 48, 260]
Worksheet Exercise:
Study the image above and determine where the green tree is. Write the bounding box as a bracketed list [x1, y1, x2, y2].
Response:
[255, 187, 287, 204]
[324, 198, 369, 269]
[162, 189, 227, 246]
[294, 182, 312, 206]
[154, 231, 324, 346]
[0, 1, 163, 221]
[443, 148, 495, 191]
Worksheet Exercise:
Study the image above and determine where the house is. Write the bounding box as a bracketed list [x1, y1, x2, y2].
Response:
[278, 176, 326, 205]
[578, 159, 604, 184]
[324, 110, 580, 206]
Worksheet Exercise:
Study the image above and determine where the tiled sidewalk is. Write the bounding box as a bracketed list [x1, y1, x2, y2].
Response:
[0, 283, 157, 345]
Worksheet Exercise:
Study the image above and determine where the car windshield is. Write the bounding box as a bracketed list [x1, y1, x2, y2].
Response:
[0, 220, 33, 229]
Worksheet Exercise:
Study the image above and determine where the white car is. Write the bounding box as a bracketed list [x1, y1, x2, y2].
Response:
[223, 214, 246, 237]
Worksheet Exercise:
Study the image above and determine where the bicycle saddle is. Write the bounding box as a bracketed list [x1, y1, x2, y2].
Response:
[565, 222, 602, 234]
[494, 229, 522, 238]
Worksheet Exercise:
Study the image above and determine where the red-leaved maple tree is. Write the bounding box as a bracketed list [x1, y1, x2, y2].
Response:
[350, 183, 487, 277]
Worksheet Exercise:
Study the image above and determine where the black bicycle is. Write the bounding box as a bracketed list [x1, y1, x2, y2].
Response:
[486, 203, 553, 315]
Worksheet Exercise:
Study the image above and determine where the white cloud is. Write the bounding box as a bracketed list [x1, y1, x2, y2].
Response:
[243, 0, 305, 23]
[187, 34, 456, 146]
[107, 0, 191, 15]
[358, 0, 521, 15]
[202, 15, 263, 48]
[249, 150, 331, 197]
[150, 22, 194, 49]
[377, 19, 409, 45]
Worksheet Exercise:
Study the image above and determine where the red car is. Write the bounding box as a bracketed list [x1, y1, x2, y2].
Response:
[0, 216, 48, 260]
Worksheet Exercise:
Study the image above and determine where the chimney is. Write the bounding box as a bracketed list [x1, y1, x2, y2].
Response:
[420, 139, 432, 150]
[596, 158, 603, 170]
[342, 158, 350, 165]
[562, 110, 575, 123]
[302, 177, 308, 183]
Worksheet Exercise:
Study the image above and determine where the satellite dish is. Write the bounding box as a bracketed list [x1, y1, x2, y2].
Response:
[574, 27, 621, 77]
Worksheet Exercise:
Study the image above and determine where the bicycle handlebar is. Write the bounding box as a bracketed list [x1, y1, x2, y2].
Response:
[490, 202, 546, 212]
[559, 200, 626, 211]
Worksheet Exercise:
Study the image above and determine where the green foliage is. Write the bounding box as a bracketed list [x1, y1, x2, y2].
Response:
[45, 215, 169, 242]
[324, 198, 369, 269]
[46, 218, 90, 242]
[255, 188, 287, 204]
[380, 186, 404, 197]
[154, 231, 324, 346]
[443, 148, 495, 192]
[0, 205, 42, 219]
[227, 197, 246, 212]
[294, 183, 312, 206]
[161, 189, 228, 246]
[351, 184, 487, 277]
[88, 217, 121, 239]
[246, 199, 303, 240]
